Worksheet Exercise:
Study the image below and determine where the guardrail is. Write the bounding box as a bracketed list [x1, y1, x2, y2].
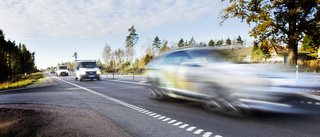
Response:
[101, 72, 148, 81]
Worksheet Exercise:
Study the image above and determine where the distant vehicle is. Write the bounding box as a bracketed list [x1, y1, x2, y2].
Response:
[145, 46, 320, 116]
[50, 69, 55, 73]
[74, 60, 100, 81]
[56, 65, 69, 76]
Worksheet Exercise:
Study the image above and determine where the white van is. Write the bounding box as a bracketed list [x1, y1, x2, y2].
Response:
[56, 65, 69, 76]
[74, 60, 101, 81]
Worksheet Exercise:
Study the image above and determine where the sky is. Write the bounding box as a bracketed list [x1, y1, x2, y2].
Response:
[0, 0, 254, 69]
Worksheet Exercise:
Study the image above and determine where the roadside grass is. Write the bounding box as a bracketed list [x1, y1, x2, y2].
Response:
[0, 72, 44, 90]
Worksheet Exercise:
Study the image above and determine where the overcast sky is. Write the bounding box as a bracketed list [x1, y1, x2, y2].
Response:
[0, 0, 253, 69]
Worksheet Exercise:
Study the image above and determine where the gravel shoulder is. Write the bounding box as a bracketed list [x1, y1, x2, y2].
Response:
[0, 75, 132, 137]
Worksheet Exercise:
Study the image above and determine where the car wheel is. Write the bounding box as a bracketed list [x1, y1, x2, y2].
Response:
[75, 77, 78, 81]
[226, 101, 251, 117]
[146, 79, 166, 99]
[79, 78, 83, 81]
[146, 87, 165, 99]
[202, 85, 251, 117]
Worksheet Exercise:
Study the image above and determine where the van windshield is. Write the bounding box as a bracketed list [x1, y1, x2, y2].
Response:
[59, 66, 68, 70]
[59, 66, 68, 69]
[79, 62, 97, 68]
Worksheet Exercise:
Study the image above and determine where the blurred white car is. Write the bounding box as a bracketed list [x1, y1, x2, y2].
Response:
[56, 65, 69, 76]
[145, 46, 320, 116]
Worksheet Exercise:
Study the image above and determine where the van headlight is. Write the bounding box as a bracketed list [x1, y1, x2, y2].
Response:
[79, 70, 86, 75]
[97, 71, 101, 75]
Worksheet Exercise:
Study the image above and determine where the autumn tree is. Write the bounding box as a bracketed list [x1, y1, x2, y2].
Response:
[140, 54, 154, 68]
[102, 43, 112, 67]
[226, 38, 232, 45]
[114, 49, 125, 69]
[159, 40, 170, 53]
[220, 0, 320, 65]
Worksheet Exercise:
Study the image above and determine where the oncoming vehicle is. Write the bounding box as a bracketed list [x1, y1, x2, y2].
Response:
[56, 65, 69, 76]
[74, 60, 101, 81]
[145, 46, 320, 116]
[50, 69, 55, 73]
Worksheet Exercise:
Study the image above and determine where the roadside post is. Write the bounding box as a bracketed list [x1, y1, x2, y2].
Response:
[296, 65, 299, 80]
[121, 68, 123, 79]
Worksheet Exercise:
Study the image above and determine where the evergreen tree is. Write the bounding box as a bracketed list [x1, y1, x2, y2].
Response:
[126, 25, 139, 66]
[208, 40, 215, 46]
[152, 36, 161, 55]
[178, 38, 184, 47]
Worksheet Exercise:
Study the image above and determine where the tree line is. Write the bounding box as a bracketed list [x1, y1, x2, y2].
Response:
[99, 25, 246, 74]
[0, 29, 36, 82]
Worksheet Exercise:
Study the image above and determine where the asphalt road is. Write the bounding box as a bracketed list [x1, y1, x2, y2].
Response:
[1, 72, 320, 137]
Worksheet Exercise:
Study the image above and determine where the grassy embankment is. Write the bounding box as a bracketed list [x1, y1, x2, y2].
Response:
[0, 72, 44, 90]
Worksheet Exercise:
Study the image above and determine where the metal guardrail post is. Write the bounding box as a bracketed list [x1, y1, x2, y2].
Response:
[113, 72, 114, 79]
[133, 72, 134, 80]
[296, 65, 299, 80]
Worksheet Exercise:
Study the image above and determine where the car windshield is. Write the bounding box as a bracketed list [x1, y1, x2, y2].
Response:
[59, 66, 67, 70]
[187, 49, 226, 62]
[79, 62, 97, 68]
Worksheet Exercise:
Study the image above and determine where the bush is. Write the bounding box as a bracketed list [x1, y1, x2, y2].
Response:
[298, 59, 320, 73]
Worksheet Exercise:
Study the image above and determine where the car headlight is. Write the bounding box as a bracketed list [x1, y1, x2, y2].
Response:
[97, 71, 101, 75]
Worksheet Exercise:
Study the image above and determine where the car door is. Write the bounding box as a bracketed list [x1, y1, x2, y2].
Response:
[158, 51, 197, 92]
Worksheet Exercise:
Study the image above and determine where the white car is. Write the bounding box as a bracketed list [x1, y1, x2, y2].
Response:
[56, 65, 69, 76]
[145, 46, 320, 116]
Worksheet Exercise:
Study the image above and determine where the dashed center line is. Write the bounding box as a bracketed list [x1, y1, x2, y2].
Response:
[54, 76, 222, 137]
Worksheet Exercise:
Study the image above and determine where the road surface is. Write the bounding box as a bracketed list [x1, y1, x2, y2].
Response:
[1, 72, 320, 137]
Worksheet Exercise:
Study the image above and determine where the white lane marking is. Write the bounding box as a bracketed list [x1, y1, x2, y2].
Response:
[173, 122, 183, 126]
[316, 102, 320, 105]
[53, 75, 222, 137]
[168, 120, 177, 124]
[162, 118, 171, 121]
[158, 116, 166, 120]
[194, 129, 204, 134]
[203, 132, 213, 137]
[145, 112, 153, 115]
[187, 126, 197, 131]
[179, 124, 189, 128]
